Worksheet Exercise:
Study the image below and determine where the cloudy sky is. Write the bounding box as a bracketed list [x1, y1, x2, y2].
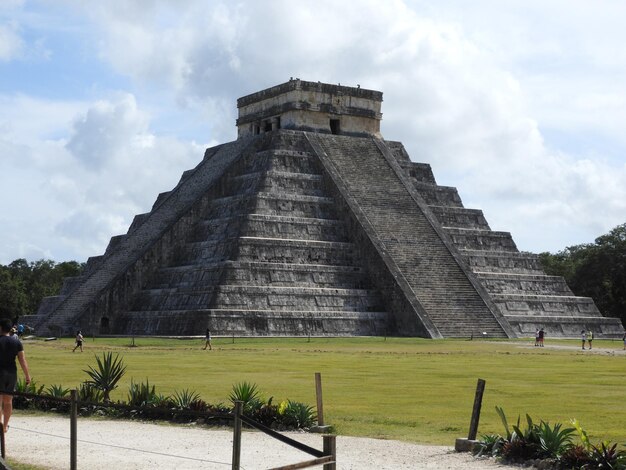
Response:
[1, 0, 625, 264]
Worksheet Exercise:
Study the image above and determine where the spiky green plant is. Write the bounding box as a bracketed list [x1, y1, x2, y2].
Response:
[45, 384, 70, 398]
[229, 381, 261, 412]
[127, 379, 157, 407]
[536, 421, 575, 458]
[170, 389, 201, 409]
[83, 352, 127, 402]
[280, 400, 317, 428]
[77, 382, 103, 402]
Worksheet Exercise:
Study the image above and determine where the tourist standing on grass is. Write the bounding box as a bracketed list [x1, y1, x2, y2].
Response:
[538, 328, 545, 347]
[587, 330, 593, 350]
[534, 329, 540, 347]
[72, 330, 84, 352]
[581, 330, 587, 350]
[202, 328, 212, 350]
[0, 317, 31, 434]
[623, 331, 626, 350]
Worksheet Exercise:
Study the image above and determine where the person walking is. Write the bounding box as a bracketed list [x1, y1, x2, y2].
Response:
[0, 317, 31, 433]
[622, 330, 626, 350]
[538, 328, 545, 347]
[534, 329, 540, 347]
[587, 330, 593, 350]
[72, 330, 84, 352]
[202, 328, 212, 351]
[581, 330, 587, 350]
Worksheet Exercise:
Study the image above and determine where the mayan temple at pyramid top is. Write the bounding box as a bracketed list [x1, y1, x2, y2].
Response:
[28, 79, 624, 338]
[237, 79, 383, 138]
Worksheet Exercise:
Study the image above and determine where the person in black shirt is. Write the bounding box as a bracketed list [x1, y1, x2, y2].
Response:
[0, 318, 31, 433]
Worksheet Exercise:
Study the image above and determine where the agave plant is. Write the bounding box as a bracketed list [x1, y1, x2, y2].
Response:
[536, 420, 575, 458]
[77, 382, 103, 402]
[229, 381, 261, 412]
[45, 384, 71, 398]
[127, 379, 157, 407]
[83, 352, 127, 402]
[473, 434, 506, 457]
[170, 389, 201, 409]
[280, 400, 317, 429]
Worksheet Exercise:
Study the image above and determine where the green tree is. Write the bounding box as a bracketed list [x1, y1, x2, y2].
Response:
[540, 223, 626, 326]
[0, 258, 84, 320]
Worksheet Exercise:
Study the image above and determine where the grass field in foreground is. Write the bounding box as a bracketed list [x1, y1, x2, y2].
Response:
[19, 336, 626, 446]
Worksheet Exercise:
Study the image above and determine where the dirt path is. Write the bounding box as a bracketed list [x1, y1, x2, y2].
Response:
[505, 340, 626, 355]
[6, 414, 517, 469]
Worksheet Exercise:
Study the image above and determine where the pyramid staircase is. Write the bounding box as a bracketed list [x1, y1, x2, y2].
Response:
[387, 141, 624, 337]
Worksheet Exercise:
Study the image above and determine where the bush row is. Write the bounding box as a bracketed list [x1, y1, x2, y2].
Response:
[474, 406, 625, 469]
[14, 352, 318, 431]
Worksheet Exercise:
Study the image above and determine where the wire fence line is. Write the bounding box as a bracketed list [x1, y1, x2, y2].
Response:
[1, 387, 336, 470]
[9, 425, 236, 468]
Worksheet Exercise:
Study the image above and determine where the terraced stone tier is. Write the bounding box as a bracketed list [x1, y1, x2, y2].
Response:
[445, 228, 518, 252]
[113, 309, 389, 336]
[476, 272, 573, 295]
[430, 206, 491, 230]
[263, 149, 322, 174]
[212, 285, 384, 311]
[459, 249, 545, 274]
[491, 293, 601, 317]
[220, 261, 370, 288]
[505, 314, 625, 337]
[235, 237, 358, 266]
[253, 193, 337, 218]
[411, 181, 464, 207]
[241, 214, 348, 242]
[258, 171, 325, 196]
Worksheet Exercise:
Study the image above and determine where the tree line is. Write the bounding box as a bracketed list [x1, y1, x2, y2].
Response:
[539, 222, 626, 327]
[0, 259, 84, 321]
[0, 223, 624, 327]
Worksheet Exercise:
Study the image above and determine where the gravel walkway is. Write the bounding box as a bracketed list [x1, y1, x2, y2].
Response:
[5, 415, 518, 469]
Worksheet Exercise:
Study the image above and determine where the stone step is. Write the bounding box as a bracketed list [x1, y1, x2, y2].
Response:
[444, 227, 518, 252]
[308, 134, 509, 338]
[429, 206, 491, 230]
[228, 170, 324, 197]
[476, 272, 573, 295]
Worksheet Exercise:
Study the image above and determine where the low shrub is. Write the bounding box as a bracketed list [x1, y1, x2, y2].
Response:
[474, 407, 626, 469]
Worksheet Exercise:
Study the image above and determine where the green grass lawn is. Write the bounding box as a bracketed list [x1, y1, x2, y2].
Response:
[19, 336, 626, 445]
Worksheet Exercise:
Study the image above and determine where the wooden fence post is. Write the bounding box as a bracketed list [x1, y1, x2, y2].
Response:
[0, 425, 5, 460]
[70, 389, 78, 470]
[315, 373, 324, 426]
[468, 378, 486, 440]
[323, 435, 336, 470]
[232, 401, 243, 470]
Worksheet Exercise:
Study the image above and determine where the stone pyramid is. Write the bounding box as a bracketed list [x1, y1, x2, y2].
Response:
[29, 79, 624, 338]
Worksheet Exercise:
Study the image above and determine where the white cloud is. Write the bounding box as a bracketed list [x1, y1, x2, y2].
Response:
[2, 0, 625, 261]
[0, 93, 205, 264]
[0, 21, 24, 61]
